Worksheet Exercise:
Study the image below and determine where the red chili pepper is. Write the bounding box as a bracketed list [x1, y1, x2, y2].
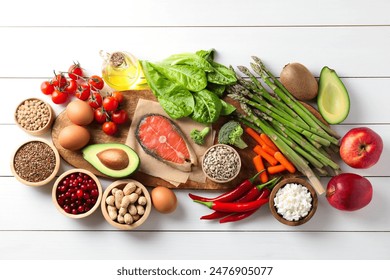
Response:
[200, 211, 229, 220]
[219, 188, 272, 223]
[199, 176, 281, 220]
[194, 198, 269, 213]
[188, 170, 265, 203]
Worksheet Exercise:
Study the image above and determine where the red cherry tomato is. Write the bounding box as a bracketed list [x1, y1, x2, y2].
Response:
[68, 62, 83, 80]
[88, 92, 103, 109]
[52, 73, 67, 88]
[64, 79, 78, 94]
[75, 84, 91, 101]
[111, 109, 128, 124]
[112, 91, 124, 103]
[94, 107, 108, 124]
[41, 81, 54, 95]
[88, 75, 104, 90]
[102, 96, 119, 111]
[102, 121, 117, 135]
[51, 90, 68, 104]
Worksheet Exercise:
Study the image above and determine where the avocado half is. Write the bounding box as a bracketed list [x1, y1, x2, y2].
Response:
[82, 143, 140, 178]
[317, 66, 350, 124]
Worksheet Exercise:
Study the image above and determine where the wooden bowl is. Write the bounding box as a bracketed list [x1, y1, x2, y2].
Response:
[10, 139, 60, 187]
[101, 179, 152, 230]
[202, 144, 242, 184]
[14, 98, 55, 136]
[52, 169, 102, 219]
[269, 177, 318, 226]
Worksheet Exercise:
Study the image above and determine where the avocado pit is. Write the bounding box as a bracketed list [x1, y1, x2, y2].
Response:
[97, 148, 130, 170]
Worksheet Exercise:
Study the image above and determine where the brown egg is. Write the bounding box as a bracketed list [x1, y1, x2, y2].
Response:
[58, 125, 90, 151]
[66, 100, 94, 126]
[151, 186, 177, 214]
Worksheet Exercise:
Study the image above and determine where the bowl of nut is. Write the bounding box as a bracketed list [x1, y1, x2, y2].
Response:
[52, 169, 102, 219]
[202, 144, 241, 184]
[101, 179, 151, 230]
[269, 177, 318, 226]
[11, 139, 60, 187]
[14, 98, 55, 136]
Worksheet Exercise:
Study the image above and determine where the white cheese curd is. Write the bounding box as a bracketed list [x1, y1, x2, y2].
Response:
[274, 183, 312, 221]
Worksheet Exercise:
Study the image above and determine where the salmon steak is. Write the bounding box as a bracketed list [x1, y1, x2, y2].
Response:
[135, 114, 198, 172]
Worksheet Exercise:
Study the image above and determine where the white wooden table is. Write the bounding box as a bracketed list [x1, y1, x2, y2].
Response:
[1, 0, 389, 260]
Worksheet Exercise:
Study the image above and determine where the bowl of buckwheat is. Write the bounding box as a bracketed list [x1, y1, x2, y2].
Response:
[14, 97, 55, 136]
[201, 144, 242, 184]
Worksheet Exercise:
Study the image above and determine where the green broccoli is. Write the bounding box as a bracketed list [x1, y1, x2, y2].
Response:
[190, 127, 211, 145]
[218, 120, 248, 149]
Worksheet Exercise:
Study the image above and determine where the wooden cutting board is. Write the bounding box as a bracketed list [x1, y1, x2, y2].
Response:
[51, 90, 259, 190]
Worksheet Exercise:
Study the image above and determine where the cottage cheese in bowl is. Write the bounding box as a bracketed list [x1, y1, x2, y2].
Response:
[274, 183, 312, 221]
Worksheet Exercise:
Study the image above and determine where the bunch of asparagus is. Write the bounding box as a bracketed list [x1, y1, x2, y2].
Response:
[228, 57, 341, 195]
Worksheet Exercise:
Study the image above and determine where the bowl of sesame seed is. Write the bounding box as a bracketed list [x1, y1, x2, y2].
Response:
[14, 98, 55, 136]
[202, 144, 241, 184]
[10, 139, 60, 187]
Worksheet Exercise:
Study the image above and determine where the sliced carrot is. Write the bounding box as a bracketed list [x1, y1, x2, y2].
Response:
[253, 145, 278, 166]
[260, 133, 279, 151]
[261, 144, 278, 157]
[245, 127, 266, 146]
[274, 151, 296, 173]
[267, 165, 287, 175]
[253, 155, 268, 183]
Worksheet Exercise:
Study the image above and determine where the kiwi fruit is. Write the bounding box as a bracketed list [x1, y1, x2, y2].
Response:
[280, 62, 318, 101]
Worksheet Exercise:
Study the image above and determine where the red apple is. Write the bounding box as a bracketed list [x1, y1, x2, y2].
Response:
[326, 173, 373, 211]
[340, 127, 383, 169]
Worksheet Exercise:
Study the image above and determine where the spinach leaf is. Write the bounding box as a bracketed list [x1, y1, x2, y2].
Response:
[152, 63, 207, 92]
[207, 60, 237, 85]
[162, 53, 213, 72]
[195, 49, 215, 61]
[220, 99, 236, 116]
[157, 87, 194, 119]
[195, 49, 237, 85]
[191, 89, 222, 124]
[141, 60, 194, 118]
[206, 83, 226, 97]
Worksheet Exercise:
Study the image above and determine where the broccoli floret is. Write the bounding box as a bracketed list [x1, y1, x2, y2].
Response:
[190, 127, 211, 145]
[218, 120, 248, 149]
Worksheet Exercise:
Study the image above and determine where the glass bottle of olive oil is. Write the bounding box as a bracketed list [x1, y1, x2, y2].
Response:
[100, 51, 148, 91]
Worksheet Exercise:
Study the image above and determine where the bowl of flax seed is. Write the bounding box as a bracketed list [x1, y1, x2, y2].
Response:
[10, 139, 60, 187]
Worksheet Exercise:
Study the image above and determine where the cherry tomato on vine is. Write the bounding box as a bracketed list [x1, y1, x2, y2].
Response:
[75, 84, 91, 101]
[64, 79, 78, 94]
[94, 107, 108, 124]
[102, 121, 117, 135]
[112, 91, 124, 103]
[88, 75, 104, 90]
[111, 109, 128, 124]
[41, 81, 54, 95]
[102, 96, 119, 111]
[68, 62, 83, 80]
[51, 90, 68, 104]
[88, 92, 103, 109]
[52, 73, 67, 88]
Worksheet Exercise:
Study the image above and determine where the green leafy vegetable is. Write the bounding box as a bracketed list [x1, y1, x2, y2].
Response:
[152, 63, 207, 92]
[162, 53, 213, 72]
[218, 120, 248, 149]
[220, 99, 236, 116]
[192, 89, 222, 124]
[195, 49, 215, 61]
[207, 60, 237, 85]
[141, 60, 194, 118]
[190, 127, 211, 145]
[206, 83, 226, 97]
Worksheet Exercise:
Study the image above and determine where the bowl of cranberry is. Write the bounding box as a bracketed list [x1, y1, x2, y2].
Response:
[52, 169, 102, 219]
